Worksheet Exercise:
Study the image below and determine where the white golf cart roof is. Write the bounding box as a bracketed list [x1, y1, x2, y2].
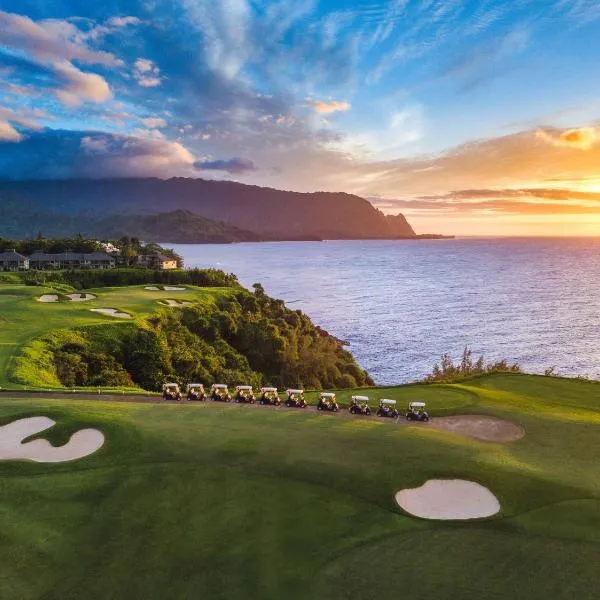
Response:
[352, 395, 369, 402]
[380, 399, 397, 405]
[187, 383, 204, 389]
[286, 389, 304, 394]
[164, 382, 179, 388]
[261, 387, 278, 392]
[212, 383, 228, 389]
[320, 392, 336, 398]
[236, 385, 253, 391]
[410, 401, 426, 408]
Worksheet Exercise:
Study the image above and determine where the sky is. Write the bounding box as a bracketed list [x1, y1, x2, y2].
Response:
[1, 1, 600, 236]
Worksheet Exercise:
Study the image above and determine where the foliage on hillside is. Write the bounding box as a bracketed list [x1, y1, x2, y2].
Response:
[424, 346, 521, 382]
[23, 284, 372, 390]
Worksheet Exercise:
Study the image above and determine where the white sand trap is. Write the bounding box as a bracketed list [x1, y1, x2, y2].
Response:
[0, 417, 104, 463]
[163, 286, 186, 291]
[66, 293, 96, 302]
[427, 415, 524, 443]
[396, 479, 500, 520]
[90, 308, 131, 319]
[145, 286, 160, 291]
[37, 295, 58, 303]
[162, 299, 192, 307]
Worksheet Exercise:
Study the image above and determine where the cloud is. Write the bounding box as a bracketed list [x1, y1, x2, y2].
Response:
[0, 129, 196, 179]
[194, 157, 257, 174]
[309, 99, 352, 114]
[0, 106, 46, 131]
[0, 10, 115, 106]
[134, 58, 161, 87]
[0, 10, 121, 66]
[536, 127, 597, 150]
[53, 61, 112, 106]
[0, 121, 23, 142]
[372, 187, 600, 216]
[141, 117, 167, 128]
[106, 16, 141, 27]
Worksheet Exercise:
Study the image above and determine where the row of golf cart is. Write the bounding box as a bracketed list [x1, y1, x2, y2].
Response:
[162, 383, 430, 420]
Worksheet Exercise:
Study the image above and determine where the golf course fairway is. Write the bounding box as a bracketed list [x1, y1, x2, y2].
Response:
[2, 373, 600, 600]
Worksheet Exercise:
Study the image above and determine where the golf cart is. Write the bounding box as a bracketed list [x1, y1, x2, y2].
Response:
[406, 401, 430, 422]
[234, 385, 256, 404]
[377, 399, 399, 418]
[210, 383, 232, 402]
[349, 395, 371, 415]
[162, 383, 182, 401]
[285, 389, 307, 408]
[317, 392, 339, 412]
[186, 383, 207, 401]
[259, 387, 281, 406]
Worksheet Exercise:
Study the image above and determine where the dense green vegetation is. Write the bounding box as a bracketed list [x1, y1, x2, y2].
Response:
[1, 373, 600, 599]
[0, 282, 371, 391]
[19, 267, 238, 290]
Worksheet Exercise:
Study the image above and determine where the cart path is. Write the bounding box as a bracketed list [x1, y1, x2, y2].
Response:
[0, 390, 524, 443]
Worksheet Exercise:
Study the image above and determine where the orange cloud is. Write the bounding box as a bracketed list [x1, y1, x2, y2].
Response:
[310, 99, 351, 114]
[536, 127, 597, 150]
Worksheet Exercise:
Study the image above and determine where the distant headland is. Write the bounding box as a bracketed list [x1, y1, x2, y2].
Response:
[0, 178, 452, 243]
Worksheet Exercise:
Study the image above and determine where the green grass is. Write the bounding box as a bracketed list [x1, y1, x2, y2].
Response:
[0, 284, 234, 390]
[1, 373, 600, 599]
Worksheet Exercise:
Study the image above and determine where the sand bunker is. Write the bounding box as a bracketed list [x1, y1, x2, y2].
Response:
[396, 479, 500, 520]
[0, 416, 104, 463]
[67, 293, 96, 302]
[163, 286, 186, 291]
[90, 308, 131, 319]
[37, 295, 58, 303]
[145, 286, 160, 291]
[427, 415, 524, 443]
[161, 299, 192, 307]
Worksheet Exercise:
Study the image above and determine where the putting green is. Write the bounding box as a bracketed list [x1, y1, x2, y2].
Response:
[1, 373, 600, 599]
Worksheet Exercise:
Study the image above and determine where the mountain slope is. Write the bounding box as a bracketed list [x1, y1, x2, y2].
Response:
[0, 178, 416, 240]
[94, 210, 262, 243]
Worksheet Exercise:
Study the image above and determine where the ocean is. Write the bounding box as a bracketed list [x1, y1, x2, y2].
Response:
[170, 238, 600, 385]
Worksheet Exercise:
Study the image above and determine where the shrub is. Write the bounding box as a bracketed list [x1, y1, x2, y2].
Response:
[424, 346, 521, 383]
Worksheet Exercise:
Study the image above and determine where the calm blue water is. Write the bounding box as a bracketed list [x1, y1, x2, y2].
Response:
[170, 239, 600, 385]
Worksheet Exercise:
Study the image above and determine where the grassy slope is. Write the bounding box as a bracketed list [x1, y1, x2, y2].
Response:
[0, 284, 233, 390]
[1, 373, 600, 599]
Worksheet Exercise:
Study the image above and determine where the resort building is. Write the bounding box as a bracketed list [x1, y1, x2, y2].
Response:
[137, 253, 178, 270]
[0, 249, 30, 271]
[28, 252, 116, 270]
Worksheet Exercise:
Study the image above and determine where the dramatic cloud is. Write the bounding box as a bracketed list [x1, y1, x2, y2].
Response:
[310, 99, 352, 114]
[536, 127, 597, 150]
[1, 0, 600, 237]
[194, 157, 257, 174]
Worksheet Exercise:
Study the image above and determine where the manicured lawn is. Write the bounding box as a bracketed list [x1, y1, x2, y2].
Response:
[0, 284, 232, 390]
[1, 373, 600, 599]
